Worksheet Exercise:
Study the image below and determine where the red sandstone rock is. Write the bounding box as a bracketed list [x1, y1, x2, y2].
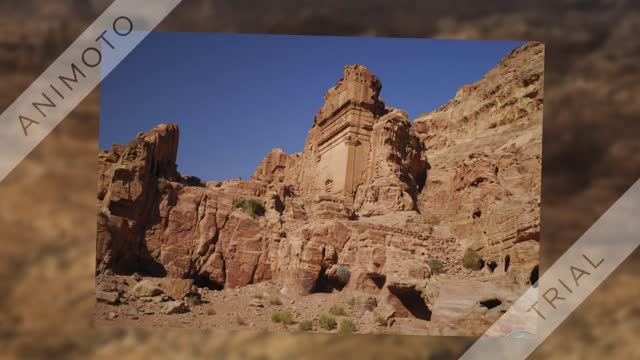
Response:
[96, 43, 542, 334]
[413, 41, 543, 274]
[156, 278, 195, 301]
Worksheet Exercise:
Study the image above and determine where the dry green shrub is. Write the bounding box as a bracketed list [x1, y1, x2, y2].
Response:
[233, 198, 265, 218]
[374, 314, 387, 327]
[462, 248, 484, 270]
[329, 305, 346, 316]
[271, 310, 294, 325]
[338, 318, 356, 334]
[269, 296, 282, 306]
[429, 258, 444, 274]
[298, 320, 313, 331]
[319, 314, 337, 330]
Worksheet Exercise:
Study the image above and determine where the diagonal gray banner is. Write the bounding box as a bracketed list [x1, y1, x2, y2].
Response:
[0, 0, 182, 182]
[461, 178, 640, 359]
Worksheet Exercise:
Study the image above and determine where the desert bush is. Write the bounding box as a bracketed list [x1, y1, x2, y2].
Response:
[236, 315, 246, 326]
[206, 309, 216, 316]
[429, 258, 444, 274]
[298, 320, 313, 331]
[233, 198, 265, 218]
[335, 265, 351, 284]
[232, 198, 244, 208]
[319, 314, 337, 330]
[271, 310, 294, 325]
[346, 296, 356, 306]
[269, 296, 282, 306]
[374, 314, 387, 327]
[329, 305, 346, 316]
[157, 177, 171, 193]
[462, 248, 484, 270]
[338, 318, 357, 334]
[184, 293, 202, 307]
[252, 293, 264, 300]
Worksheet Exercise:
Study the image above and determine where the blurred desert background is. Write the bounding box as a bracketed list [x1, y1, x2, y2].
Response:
[0, 0, 639, 359]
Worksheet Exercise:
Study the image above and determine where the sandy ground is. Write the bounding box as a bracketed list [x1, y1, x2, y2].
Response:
[95, 276, 434, 335]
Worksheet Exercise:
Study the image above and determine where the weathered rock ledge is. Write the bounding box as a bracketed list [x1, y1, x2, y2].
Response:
[97, 43, 543, 335]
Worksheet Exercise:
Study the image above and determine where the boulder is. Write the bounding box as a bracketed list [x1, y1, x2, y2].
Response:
[374, 303, 396, 324]
[157, 278, 194, 301]
[96, 290, 119, 304]
[427, 278, 518, 327]
[162, 300, 188, 315]
[131, 280, 163, 298]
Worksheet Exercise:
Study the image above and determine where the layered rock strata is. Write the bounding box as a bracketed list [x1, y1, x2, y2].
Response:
[96, 42, 543, 333]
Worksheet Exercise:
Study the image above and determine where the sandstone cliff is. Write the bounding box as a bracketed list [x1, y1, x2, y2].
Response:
[413, 41, 542, 279]
[252, 64, 428, 218]
[96, 42, 542, 335]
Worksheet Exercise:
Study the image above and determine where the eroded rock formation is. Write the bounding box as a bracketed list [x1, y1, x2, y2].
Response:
[96, 42, 543, 334]
[413, 41, 543, 282]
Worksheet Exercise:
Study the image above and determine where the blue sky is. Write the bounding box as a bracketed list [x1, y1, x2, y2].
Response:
[100, 32, 523, 181]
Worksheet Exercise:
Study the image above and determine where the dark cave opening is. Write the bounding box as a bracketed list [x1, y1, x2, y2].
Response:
[313, 268, 346, 293]
[418, 161, 431, 193]
[487, 261, 498, 273]
[194, 274, 224, 291]
[530, 265, 539, 288]
[473, 210, 482, 219]
[137, 254, 167, 277]
[480, 298, 502, 310]
[504, 255, 511, 272]
[389, 286, 432, 321]
[369, 274, 386, 289]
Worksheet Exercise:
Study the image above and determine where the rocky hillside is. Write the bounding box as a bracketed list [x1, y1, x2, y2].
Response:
[96, 41, 543, 335]
[414, 41, 542, 276]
